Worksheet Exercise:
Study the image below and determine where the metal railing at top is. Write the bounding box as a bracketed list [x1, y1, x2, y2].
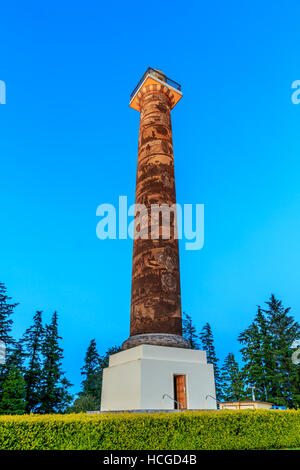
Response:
[130, 67, 182, 100]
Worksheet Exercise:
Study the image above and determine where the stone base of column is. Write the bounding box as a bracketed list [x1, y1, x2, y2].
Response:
[122, 333, 190, 351]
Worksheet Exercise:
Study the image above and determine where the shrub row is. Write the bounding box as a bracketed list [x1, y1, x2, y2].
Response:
[0, 410, 300, 450]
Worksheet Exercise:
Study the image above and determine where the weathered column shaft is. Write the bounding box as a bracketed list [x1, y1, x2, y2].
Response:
[130, 89, 182, 337]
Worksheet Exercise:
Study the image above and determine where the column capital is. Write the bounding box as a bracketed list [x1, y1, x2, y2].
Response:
[129, 67, 182, 112]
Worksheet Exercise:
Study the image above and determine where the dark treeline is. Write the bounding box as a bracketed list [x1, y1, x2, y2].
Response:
[0, 282, 120, 414]
[0, 281, 299, 413]
[0, 283, 72, 414]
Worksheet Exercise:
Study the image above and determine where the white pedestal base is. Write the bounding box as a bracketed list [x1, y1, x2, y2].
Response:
[100, 344, 217, 411]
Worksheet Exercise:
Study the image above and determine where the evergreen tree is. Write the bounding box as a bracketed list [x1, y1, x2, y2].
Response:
[39, 312, 73, 413]
[0, 282, 18, 349]
[182, 312, 199, 349]
[239, 307, 276, 402]
[22, 311, 44, 412]
[0, 366, 26, 415]
[220, 353, 245, 401]
[0, 283, 19, 398]
[200, 323, 221, 401]
[263, 295, 300, 408]
[239, 295, 300, 408]
[80, 339, 101, 400]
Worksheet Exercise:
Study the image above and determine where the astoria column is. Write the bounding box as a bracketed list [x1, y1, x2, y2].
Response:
[122, 69, 190, 350]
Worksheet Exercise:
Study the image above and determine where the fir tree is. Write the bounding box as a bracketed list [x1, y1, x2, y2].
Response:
[80, 339, 101, 400]
[22, 311, 44, 412]
[182, 312, 199, 349]
[239, 307, 276, 402]
[0, 283, 18, 348]
[200, 323, 221, 401]
[239, 295, 300, 408]
[263, 295, 300, 408]
[0, 283, 19, 398]
[0, 366, 26, 415]
[220, 353, 245, 401]
[39, 312, 73, 413]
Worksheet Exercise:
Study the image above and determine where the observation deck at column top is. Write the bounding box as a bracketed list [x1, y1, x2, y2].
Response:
[129, 67, 183, 112]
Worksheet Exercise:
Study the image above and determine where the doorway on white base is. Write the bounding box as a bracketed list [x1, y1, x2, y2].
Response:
[173, 374, 187, 409]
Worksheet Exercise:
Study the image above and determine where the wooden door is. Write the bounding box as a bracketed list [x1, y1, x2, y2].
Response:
[174, 375, 187, 409]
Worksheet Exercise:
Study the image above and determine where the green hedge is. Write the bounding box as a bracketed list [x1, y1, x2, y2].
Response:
[0, 410, 300, 450]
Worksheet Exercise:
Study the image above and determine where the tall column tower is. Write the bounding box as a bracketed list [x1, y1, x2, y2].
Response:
[100, 69, 216, 412]
[122, 68, 189, 350]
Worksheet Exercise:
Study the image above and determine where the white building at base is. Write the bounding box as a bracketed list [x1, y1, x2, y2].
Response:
[101, 344, 217, 411]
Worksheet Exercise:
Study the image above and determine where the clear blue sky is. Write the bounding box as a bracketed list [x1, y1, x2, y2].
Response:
[1, 1, 300, 393]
